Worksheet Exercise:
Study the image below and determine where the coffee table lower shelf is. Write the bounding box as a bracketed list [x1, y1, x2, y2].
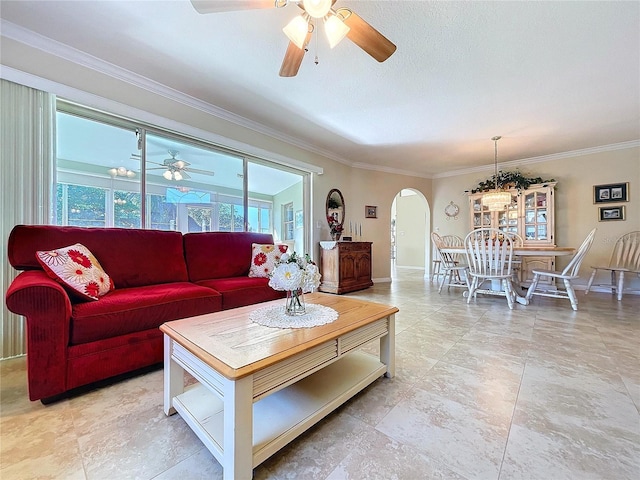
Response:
[172, 350, 385, 472]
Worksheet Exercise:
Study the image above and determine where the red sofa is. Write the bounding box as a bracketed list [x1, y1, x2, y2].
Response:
[5, 225, 285, 403]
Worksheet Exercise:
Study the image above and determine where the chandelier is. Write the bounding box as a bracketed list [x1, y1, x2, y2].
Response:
[481, 136, 511, 212]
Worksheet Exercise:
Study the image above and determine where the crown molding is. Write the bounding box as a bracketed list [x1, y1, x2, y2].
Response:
[3, 19, 638, 182]
[433, 140, 640, 179]
[352, 161, 432, 179]
[0, 20, 347, 166]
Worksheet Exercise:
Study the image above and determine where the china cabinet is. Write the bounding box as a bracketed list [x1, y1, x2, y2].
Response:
[468, 182, 557, 285]
[319, 242, 373, 294]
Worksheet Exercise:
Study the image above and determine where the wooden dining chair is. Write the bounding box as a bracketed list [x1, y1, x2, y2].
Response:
[431, 233, 468, 293]
[464, 228, 517, 309]
[585, 231, 640, 300]
[525, 228, 597, 310]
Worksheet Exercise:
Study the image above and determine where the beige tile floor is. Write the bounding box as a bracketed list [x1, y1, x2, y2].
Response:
[1, 268, 639, 479]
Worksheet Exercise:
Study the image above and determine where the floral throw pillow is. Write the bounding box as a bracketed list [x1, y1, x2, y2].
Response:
[248, 243, 288, 278]
[36, 243, 114, 301]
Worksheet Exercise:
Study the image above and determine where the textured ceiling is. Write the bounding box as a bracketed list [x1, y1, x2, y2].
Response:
[1, 0, 639, 177]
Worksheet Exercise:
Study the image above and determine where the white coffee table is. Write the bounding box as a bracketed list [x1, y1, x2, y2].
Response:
[161, 292, 397, 480]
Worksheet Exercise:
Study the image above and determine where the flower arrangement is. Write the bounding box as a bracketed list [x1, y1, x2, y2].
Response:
[268, 251, 321, 315]
[327, 215, 344, 239]
[470, 170, 555, 193]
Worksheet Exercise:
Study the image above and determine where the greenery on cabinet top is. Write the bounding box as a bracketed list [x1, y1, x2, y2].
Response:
[470, 170, 556, 194]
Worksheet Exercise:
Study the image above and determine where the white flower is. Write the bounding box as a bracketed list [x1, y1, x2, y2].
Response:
[269, 262, 304, 291]
[268, 251, 322, 293]
[301, 264, 321, 293]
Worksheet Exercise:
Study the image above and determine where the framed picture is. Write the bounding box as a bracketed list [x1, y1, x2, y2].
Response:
[598, 205, 625, 221]
[365, 205, 377, 218]
[294, 210, 303, 229]
[594, 182, 629, 204]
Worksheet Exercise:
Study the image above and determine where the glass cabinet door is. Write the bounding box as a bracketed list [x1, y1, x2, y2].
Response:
[471, 196, 492, 229]
[498, 195, 518, 235]
[524, 191, 548, 242]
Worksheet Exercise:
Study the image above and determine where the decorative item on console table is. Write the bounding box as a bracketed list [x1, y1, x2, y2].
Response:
[327, 215, 343, 241]
[268, 251, 321, 315]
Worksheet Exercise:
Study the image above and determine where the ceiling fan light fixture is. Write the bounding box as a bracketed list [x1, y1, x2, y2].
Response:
[283, 14, 309, 49]
[163, 170, 173, 180]
[173, 171, 183, 181]
[302, 0, 331, 18]
[324, 14, 350, 48]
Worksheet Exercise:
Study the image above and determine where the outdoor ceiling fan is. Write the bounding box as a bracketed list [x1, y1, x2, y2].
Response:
[190, 0, 397, 77]
[147, 150, 215, 181]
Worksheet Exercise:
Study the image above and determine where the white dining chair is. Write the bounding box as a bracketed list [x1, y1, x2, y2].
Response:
[431, 232, 469, 293]
[585, 231, 640, 300]
[464, 228, 517, 309]
[525, 228, 597, 310]
[506, 232, 524, 289]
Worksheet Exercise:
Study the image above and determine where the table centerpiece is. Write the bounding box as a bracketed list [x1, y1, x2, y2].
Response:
[268, 251, 321, 315]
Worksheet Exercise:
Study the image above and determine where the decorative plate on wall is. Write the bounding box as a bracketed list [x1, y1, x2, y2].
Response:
[445, 201, 460, 220]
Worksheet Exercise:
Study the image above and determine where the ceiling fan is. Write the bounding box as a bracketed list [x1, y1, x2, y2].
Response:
[148, 150, 215, 181]
[190, 0, 397, 77]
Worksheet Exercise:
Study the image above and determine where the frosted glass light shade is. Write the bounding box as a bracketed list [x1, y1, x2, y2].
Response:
[325, 15, 350, 48]
[303, 0, 331, 18]
[283, 15, 309, 49]
[482, 190, 511, 211]
[163, 170, 172, 180]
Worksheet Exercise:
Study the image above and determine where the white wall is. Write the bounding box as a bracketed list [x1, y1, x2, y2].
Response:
[395, 192, 427, 268]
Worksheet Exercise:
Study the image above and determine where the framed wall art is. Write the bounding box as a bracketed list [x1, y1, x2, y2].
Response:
[593, 182, 629, 204]
[598, 205, 625, 222]
[365, 205, 377, 218]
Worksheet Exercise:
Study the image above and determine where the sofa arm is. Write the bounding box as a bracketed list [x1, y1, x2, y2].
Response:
[5, 271, 73, 401]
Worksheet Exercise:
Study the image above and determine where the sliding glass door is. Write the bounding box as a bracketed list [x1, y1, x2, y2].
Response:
[55, 102, 308, 250]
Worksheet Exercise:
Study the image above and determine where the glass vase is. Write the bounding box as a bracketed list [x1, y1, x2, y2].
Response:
[285, 288, 306, 316]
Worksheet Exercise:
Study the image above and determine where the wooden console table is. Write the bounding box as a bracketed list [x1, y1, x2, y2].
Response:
[319, 241, 373, 294]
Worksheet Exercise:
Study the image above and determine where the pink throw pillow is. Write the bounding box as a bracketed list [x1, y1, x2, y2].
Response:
[36, 243, 114, 301]
[248, 243, 288, 278]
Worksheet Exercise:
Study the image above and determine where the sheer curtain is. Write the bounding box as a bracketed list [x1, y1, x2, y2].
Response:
[1, 79, 56, 358]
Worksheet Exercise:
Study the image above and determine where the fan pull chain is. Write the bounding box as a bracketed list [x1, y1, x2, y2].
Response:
[314, 19, 319, 65]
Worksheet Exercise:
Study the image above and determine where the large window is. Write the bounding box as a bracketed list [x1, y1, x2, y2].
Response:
[55, 103, 307, 247]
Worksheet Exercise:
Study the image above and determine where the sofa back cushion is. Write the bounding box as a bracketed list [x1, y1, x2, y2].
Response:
[8, 225, 188, 288]
[184, 232, 275, 281]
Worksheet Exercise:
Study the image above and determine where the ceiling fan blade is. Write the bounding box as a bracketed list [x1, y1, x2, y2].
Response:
[187, 168, 215, 176]
[179, 171, 192, 180]
[279, 42, 305, 77]
[279, 29, 312, 77]
[336, 8, 397, 63]
[190, 0, 280, 14]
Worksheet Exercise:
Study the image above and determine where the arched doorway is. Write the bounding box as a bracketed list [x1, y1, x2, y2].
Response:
[391, 189, 431, 278]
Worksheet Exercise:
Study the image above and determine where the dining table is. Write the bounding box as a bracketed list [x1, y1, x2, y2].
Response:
[440, 246, 575, 257]
[440, 245, 576, 305]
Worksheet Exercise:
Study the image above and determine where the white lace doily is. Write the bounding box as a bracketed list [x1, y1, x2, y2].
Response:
[250, 303, 339, 329]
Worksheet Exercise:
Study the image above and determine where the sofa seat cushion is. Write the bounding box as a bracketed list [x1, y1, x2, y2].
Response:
[70, 282, 222, 345]
[196, 277, 285, 310]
